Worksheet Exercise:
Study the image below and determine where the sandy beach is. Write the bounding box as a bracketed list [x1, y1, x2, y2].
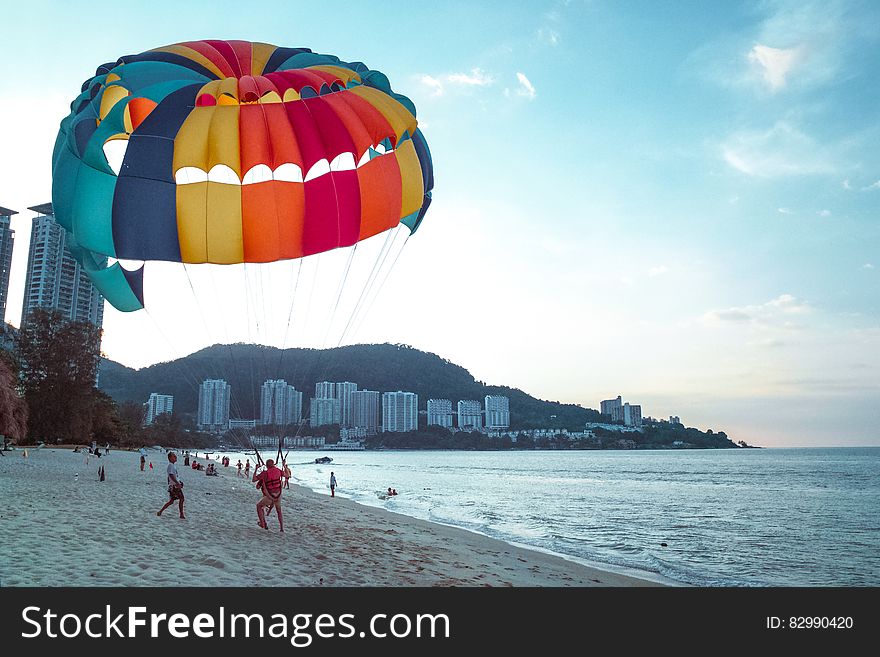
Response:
[0, 447, 661, 587]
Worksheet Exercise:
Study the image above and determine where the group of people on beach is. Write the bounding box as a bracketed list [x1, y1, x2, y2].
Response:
[155, 452, 298, 531]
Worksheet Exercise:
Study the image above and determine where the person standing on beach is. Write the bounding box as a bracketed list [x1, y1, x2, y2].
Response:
[157, 452, 185, 519]
[139, 447, 147, 472]
[282, 460, 291, 489]
[330, 472, 337, 497]
[253, 459, 284, 531]
[244, 459, 250, 476]
[237, 459, 242, 476]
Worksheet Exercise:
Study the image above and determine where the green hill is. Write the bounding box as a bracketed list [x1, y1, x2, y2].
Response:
[98, 342, 602, 431]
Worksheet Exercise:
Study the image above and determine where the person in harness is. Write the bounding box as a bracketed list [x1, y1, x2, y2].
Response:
[253, 459, 284, 532]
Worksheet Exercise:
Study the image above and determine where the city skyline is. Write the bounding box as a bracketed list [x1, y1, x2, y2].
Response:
[2, 1, 878, 447]
[186, 376, 514, 434]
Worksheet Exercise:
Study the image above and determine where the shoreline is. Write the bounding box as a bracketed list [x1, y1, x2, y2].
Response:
[290, 473, 680, 587]
[0, 448, 665, 587]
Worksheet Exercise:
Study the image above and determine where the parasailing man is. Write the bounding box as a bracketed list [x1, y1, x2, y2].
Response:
[253, 459, 285, 532]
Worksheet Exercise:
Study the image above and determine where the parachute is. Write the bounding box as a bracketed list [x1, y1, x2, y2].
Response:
[51, 40, 434, 313]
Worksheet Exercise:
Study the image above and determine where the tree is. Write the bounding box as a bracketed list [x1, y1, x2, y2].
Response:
[116, 401, 146, 445]
[91, 391, 124, 445]
[17, 309, 102, 444]
[0, 352, 27, 443]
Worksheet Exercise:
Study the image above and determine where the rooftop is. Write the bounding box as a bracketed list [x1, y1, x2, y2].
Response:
[27, 203, 54, 216]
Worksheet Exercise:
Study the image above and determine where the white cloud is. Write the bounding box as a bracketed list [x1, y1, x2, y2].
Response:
[446, 68, 494, 87]
[690, 0, 864, 96]
[648, 265, 669, 277]
[862, 180, 880, 190]
[842, 179, 852, 189]
[515, 72, 537, 100]
[767, 294, 812, 314]
[417, 68, 494, 97]
[863, 263, 875, 270]
[748, 44, 802, 91]
[818, 209, 831, 217]
[703, 294, 814, 327]
[420, 75, 443, 97]
[537, 27, 560, 46]
[721, 122, 835, 177]
[777, 207, 793, 214]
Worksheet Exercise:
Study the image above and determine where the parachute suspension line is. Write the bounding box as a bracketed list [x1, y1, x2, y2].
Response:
[208, 265, 248, 424]
[254, 263, 272, 414]
[284, 251, 330, 446]
[180, 262, 221, 378]
[279, 259, 304, 357]
[180, 262, 248, 431]
[350, 228, 412, 341]
[322, 243, 358, 348]
[276, 258, 304, 382]
[304, 228, 408, 447]
[264, 258, 306, 450]
[336, 226, 398, 348]
[242, 263, 259, 430]
[292, 252, 321, 392]
[143, 307, 204, 398]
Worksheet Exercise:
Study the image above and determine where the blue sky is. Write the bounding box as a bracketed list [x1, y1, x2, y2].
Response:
[1, 0, 878, 446]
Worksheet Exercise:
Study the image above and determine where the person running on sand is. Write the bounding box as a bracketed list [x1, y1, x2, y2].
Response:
[330, 472, 337, 497]
[157, 452, 185, 519]
[282, 460, 291, 489]
[253, 459, 284, 532]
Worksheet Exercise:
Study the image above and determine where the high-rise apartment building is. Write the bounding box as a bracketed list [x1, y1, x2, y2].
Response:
[600, 396, 623, 422]
[484, 395, 510, 429]
[351, 390, 380, 434]
[198, 379, 231, 433]
[382, 391, 418, 432]
[315, 381, 335, 398]
[0, 206, 16, 323]
[427, 399, 453, 428]
[623, 403, 642, 428]
[20, 204, 104, 327]
[144, 393, 174, 426]
[260, 379, 303, 426]
[457, 399, 482, 430]
[310, 396, 341, 427]
[335, 381, 358, 427]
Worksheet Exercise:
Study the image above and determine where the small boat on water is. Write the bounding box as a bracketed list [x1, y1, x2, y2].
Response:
[315, 456, 333, 464]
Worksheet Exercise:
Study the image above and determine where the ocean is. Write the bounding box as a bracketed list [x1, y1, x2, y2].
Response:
[216, 447, 880, 586]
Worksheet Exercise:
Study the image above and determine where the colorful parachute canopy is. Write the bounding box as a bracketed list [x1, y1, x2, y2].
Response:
[52, 40, 434, 312]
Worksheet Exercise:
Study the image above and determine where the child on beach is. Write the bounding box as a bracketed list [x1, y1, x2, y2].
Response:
[157, 452, 185, 519]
